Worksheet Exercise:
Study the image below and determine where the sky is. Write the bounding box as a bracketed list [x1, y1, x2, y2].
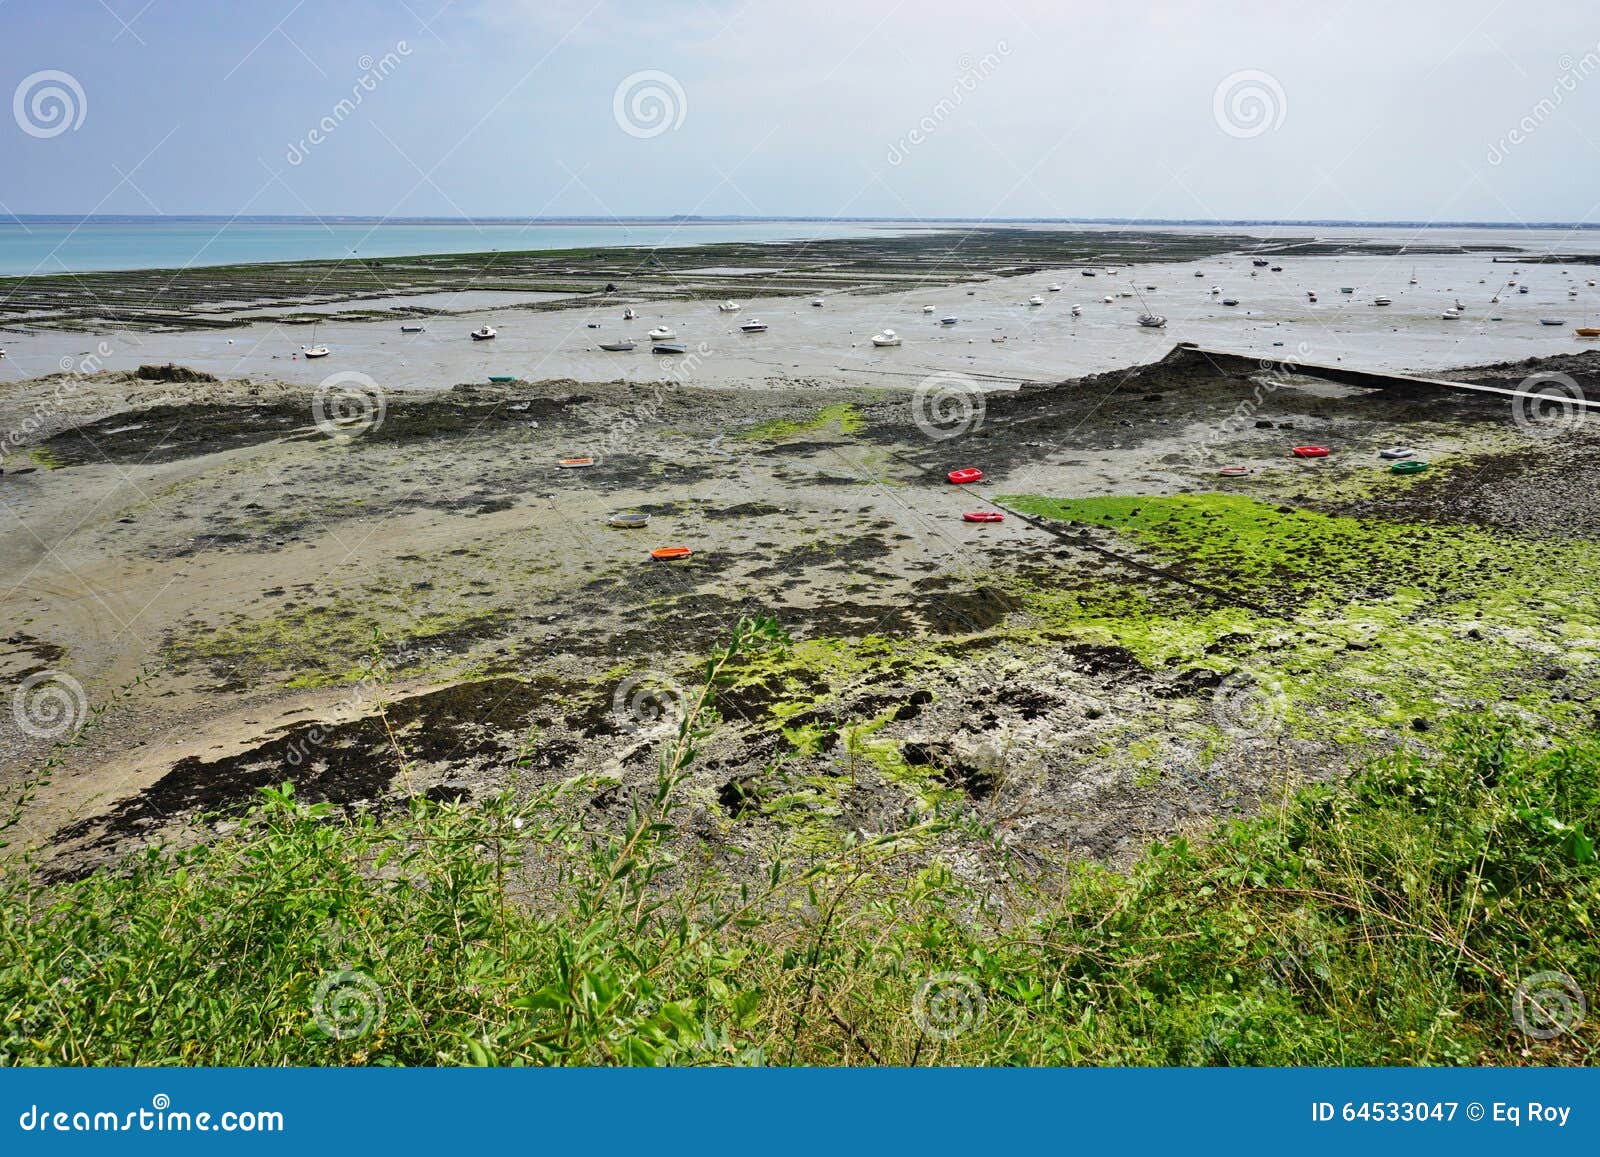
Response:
[2, 0, 1599, 223]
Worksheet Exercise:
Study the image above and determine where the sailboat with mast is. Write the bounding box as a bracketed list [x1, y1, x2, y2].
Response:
[302, 322, 329, 359]
[1132, 283, 1166, 327]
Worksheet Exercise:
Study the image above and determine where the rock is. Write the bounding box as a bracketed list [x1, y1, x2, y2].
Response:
[137, 363, 217, 383]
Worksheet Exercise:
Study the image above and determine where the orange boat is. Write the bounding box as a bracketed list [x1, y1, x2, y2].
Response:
[650, 547, 693, 561]
[1576, 327, 1600, 338]
[557, 456, 597, 469]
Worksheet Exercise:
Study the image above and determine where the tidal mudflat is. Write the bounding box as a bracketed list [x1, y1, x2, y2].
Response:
[4, 319, 1597, 882]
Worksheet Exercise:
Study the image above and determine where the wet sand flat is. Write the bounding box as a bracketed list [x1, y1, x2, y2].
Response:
[4, 340, 1599, 880]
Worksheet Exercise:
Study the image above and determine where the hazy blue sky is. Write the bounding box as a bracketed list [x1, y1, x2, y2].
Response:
[3, 0, 1599, 222]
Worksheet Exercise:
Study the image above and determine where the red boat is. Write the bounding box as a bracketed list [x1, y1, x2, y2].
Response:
[962, 511, 1003, 523]
[947, 468, 984, 484]
[1290, 446, 1330, 458]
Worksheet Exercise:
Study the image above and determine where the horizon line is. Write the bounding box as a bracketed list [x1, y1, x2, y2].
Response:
[4, 214, 1597, 230]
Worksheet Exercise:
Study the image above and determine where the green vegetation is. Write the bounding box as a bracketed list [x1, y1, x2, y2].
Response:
[3, 618, 1595, 1066]
[739, 403, 863, 441]
[165, 601, 508, 690]
[1001, 493, 1600, 740]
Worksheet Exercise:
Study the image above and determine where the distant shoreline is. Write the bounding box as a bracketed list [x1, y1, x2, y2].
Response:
[6, 214, 1599, 229]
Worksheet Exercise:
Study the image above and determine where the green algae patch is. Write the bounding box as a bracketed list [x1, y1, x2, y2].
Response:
[166, 602, 510, 690]
[1000, 492, 1600, 740]
[739, 403, 863, 442]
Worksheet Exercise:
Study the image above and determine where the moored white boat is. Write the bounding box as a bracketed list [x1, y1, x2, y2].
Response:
[647, 325, 675, 340]
[871, 329, 901, 347]
[470, 325, 497, 341]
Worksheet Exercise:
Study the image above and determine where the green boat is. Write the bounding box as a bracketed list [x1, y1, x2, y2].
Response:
[1390, 460, 1429, 475]
[1340, 287, 1355, 294]
[488, 375, 517, 383]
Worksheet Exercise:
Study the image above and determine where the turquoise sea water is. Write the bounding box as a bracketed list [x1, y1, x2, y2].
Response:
[0, 218, 910, 276]
[7, 218, 1597, 278]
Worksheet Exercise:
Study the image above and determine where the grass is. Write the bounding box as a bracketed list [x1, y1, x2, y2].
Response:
[2, 618, 1595, 1066]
